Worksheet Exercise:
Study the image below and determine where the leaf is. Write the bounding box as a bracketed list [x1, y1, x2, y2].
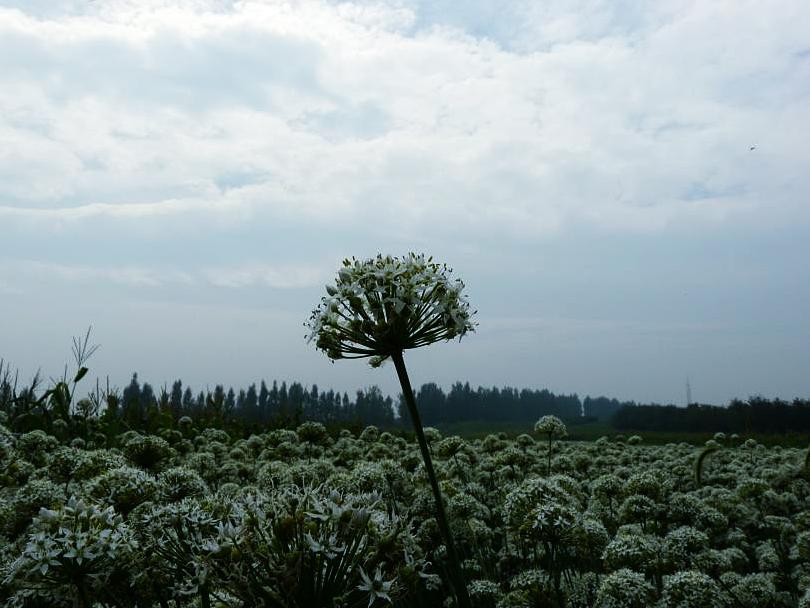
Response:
[74, 366, 89, 383]
[37, 389, 55, 404]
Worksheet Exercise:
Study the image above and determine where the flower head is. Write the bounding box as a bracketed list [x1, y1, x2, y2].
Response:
[357, 566, 394, 607]
[534, 415, 568, 439]
[306, 253, 476, 367]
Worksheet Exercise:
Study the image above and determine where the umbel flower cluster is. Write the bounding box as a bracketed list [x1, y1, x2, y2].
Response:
[306, 253, 476, 367]
[535, 415, 569, 439]
[4, 418, 810, 607]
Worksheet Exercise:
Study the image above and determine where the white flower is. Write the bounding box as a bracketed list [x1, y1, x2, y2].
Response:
[534, 415, 567, 438]
[305, 253, 476, 367]
[660, 570, 724, 608]
[595, 568, 654, 608]
[357, 566, 394, 607]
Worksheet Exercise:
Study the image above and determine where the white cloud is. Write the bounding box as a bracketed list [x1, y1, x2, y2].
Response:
[0, 0, 807, 240]
[0, 260, 193, 287]
[0, 259, 324, 290]
[202, 263, 325, 288]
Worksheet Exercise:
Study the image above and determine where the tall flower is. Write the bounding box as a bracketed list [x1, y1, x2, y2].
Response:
[534, 415, 567, 476]
[306, 253, 475, 366]
[306, 253, 476, 608]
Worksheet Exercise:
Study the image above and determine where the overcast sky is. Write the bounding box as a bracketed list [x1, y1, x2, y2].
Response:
[1, 0, 809, 406]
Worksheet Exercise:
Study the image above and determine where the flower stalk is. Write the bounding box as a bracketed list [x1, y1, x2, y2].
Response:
[392, 350, 471, 608]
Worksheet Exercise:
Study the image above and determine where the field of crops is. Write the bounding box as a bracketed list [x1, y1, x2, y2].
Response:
[2, 419, 810, 608]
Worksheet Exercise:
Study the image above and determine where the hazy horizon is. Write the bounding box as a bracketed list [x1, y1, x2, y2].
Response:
[2, 0, 809, 407]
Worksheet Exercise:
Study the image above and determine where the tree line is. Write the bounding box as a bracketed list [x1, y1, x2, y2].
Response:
[108, 375, 588, 431]
[4, 357, 808, 437]
[117, 374, 398, 430]
[400, 382, 583, 426]
[1, 362, 615, 436]
[612, 397, 810, 434]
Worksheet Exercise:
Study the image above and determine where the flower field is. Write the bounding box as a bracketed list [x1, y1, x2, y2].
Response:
[3, 420, 810, 608]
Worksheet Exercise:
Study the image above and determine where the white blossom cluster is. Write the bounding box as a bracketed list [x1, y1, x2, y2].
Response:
[534, 415, 568, 439]
[2, 420, 810, 606]
[306, 254, 476, 366]
[2, 497, 136, 606]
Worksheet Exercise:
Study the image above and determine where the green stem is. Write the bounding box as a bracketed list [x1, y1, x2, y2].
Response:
[75, 579, 89, 608]
[392, 350, 471, 608]
[200, 583, 211, 608]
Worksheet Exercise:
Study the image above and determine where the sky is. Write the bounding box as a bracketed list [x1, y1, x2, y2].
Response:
[1, 0, 809, 406]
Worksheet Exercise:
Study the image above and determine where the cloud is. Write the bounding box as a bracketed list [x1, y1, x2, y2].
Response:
[202, 263, 325, 289]
[0, 259, 324, 290]
[0, 260, 193, 288]
[0, 0, 807, 242]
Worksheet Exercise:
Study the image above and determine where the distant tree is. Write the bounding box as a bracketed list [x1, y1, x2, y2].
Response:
[414, 382, 446, 425]
[279, 382, 289, 417]
[121, 373, 142, 428]
[243, 384, 258, 422]
[306, 384, 319, 419]
[181, 387, 194, 414]
[258, 381, 269, 420]
[269, 381, 280, 418]
[584, 396, 627, 421]
[209, 385, 226, 423]
[140, 383, 156, 412]
[169, 380, 183, 419]
[225, 388, 236, 417]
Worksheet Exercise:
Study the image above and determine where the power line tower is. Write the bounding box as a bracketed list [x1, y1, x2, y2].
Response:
[686, 377, 692, 406]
